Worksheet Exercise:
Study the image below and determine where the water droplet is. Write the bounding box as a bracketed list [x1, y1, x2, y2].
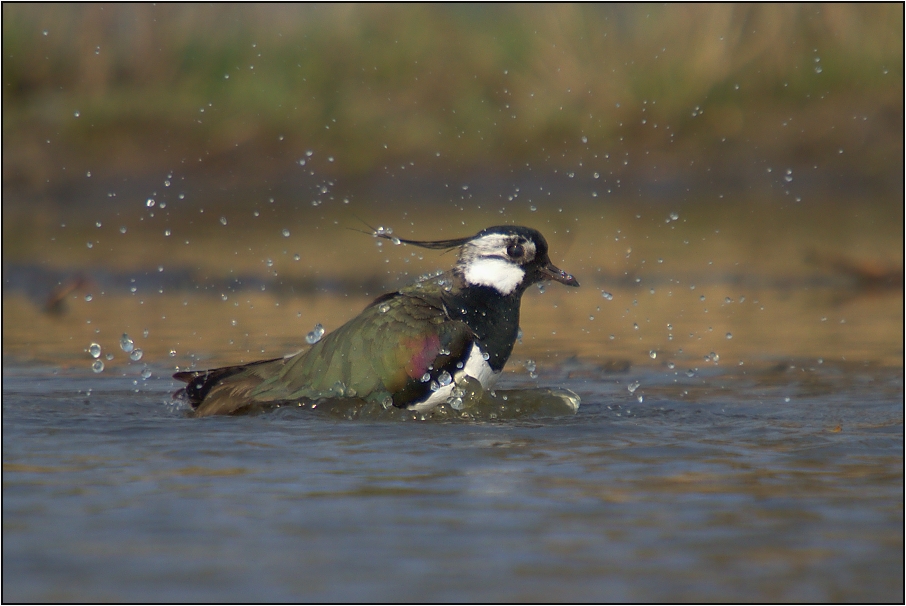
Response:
[305, 323, 325, 344]
[450, 396, 464, 410]
[169, 350, 177, 357]
[119, 226, 127, 234]
[581, 135, 588, 143]
[88, 343, 102, 358]
[282, 229, 290, 237]
[146, 198, 155, 207]
[649, 350, 657, 359]
[378, 303, 390, 313]
[73, 110, 80, 118]
[602, 291, 613, 300]
[141, 367, 152, 379]
[437, 371, 452, 387]
[120, 334, 134, 353]
[420, 372, 431, 383]
[627, 381, 640, 393]
[219, 216, 227, 226]
[130, 348, 143, 361]
[667, 362, 675, 370]
[86, 171, 91, 178]
[231, 319, 237, 326]
[686, 369, 696, 377]
[529, 205, 537, 212]
[482, 351, 490, 361]
[164, 229, 171, 237]
[84, 294, 93, 302]
[332, 381, 347, 397]
[726, 332, 733, 339]
[91, 359, 104, 373]
[429, 380, 440, 392]
[86, 241, 94, 249]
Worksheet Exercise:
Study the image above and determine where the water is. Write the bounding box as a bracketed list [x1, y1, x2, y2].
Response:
[2, 198, 902, 600]
[3, 358, 901, 602]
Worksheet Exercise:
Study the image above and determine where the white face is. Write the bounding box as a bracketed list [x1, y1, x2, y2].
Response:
[458, 233, 536, 295]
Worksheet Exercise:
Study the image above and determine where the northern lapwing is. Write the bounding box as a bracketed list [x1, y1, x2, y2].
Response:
[174, 225, 579, 416]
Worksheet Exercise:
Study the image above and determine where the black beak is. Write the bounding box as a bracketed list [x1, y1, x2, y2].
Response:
[540, 262, 580, 287]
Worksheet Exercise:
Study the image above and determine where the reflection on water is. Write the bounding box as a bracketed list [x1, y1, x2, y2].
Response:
[223, 379, 582, 422]
[2, 359, 902, 602]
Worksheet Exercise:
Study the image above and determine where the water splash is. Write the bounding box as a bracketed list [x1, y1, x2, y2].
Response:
[306, 323, 325, 344]
[119, 334, 134, 353]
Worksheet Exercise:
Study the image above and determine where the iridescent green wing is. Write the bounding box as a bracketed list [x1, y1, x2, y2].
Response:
[250, 292, 473, 407]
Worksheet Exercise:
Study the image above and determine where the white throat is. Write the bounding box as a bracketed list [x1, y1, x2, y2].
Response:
[463, 257, 525, 295]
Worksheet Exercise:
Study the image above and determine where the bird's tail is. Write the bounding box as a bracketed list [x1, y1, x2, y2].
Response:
[173, 357, 285, 417]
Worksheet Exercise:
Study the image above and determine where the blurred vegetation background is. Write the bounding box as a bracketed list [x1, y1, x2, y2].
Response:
[3, 3, 903, 203]
[1, 4, 903, 370]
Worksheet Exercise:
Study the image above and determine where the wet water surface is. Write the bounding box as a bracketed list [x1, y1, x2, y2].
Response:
[3, 354, 902, 602]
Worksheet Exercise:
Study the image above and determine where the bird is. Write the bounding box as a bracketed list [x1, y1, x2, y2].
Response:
[173, 225, 579, 417]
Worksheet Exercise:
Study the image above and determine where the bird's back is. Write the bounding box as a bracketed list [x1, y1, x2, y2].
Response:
[177, 278, 474, 416]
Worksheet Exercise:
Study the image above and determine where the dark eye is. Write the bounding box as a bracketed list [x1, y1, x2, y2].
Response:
[506, 243, 524, 258]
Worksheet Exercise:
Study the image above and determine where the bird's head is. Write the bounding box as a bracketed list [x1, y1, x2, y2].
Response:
[379, 225, 579, 296]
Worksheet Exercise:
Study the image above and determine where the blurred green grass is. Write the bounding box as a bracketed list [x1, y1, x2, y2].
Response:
[3, 4, 902, 195]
